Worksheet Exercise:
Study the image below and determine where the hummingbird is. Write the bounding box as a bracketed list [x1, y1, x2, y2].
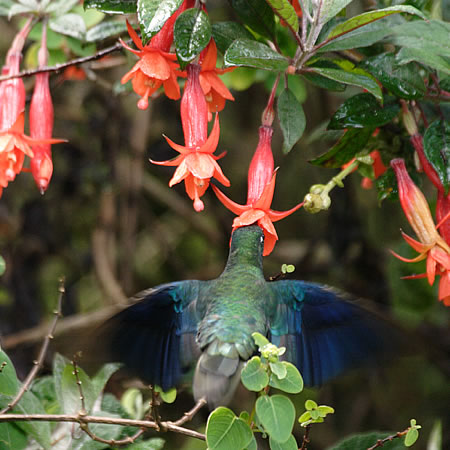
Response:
[98, 225, 396, 408]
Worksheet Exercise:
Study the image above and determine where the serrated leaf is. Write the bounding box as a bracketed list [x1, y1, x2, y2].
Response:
[241, 356, 269, 391]
[86, 20, 128, 41]
[329, 431, 405, 449]
[50, 13, 87, 40]
[310, 127, 374, 167]
[268, 362, 303, 393]
[224, 39, 289, 71]
[266, 0, 299, 33]
[256, 395, 295, 443]
[277, 88, 306, 153]
[310, 66, 382, 101]
[269, 434, 298, 450]
[326, 5, 426, 41]
[404, 428, 419, 446]
[212, 22, 254, 54]
[206, 407, 253, 450]
[138, 0, 183, 45]
[84, 0, 137, 14]
[319, 0, 354, 26]
[231, 0, 275, 40]
[328, 93, 399, 129]
[174, 8, 211, 68]
[361, 53, 426, 100]
[423, 120, 450, 193]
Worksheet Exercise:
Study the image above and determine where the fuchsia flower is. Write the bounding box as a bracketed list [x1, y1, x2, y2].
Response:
[151, 64, 229, 212]
[213, 116, 303, 256]
[390, 158, 450, 306]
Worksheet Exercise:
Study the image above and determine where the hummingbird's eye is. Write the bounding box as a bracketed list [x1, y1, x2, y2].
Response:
[260, 235, 264, 243]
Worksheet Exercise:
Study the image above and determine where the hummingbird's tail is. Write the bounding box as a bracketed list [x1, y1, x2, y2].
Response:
[193, 347, 244, 409]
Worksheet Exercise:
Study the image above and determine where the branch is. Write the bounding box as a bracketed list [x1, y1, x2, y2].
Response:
[0, 413, 206, 441]
[367, 430, 408, 450]
[0, 41, 128, 81]
[0, 279, 65, 415]
[169, 397, 206, 427]
[300, 424, 311, 450]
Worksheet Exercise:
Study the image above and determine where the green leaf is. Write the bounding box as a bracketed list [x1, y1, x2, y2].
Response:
[277, 88, 306, 154]
[0, 0, 13, 16]
[269, 434, 298, 450]
[255, 395, 295, 443]
[0, 348, 19, 396]
[266, 0, 299, 33]
[268, 362, 303, 393]
[31, 376, 59, 414]
[303, 60, 346, 91]
[92, 363, 121, 400]
[310, 66, 382, 101]
[396, 48, 450, 75]
[137, 0, 183, 45]
[224, 39, 289, 71]
[0, 423, 27, 450]
[45, 0, 79, 15]
[361, 53, 426, 100]
[84, 0, 137, 14]
[231, 0, 275, 40]
[154, 386, 177, 403]
[49, 13, 87, 40]
[86, 19, 128, 42]
[305, 399, 317, 410]
[405, 428, 419, 447]
[326, 6, 426, 41]
[423, 120, 450, 193]
[269, 361, 287, 379]
[329, 431, 405, 449]
[60, 363, 96, 413]
[317, 405, 335, 417]
[245, 435, 258, 450]
[206, 407, 253, 450]
[252, 332, 270, 348]
[319, 0, 354, 26]
[298, 411, 311, 424]
[212, 22, 254, 54]
[328, 94, 399, 129]
[310, 127, 374, 168]
[241, 356, 269, 391]
[174, 8, 211, 68]
[127, 438, 166, 450]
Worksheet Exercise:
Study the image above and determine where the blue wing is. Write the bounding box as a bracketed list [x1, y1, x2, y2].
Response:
[270, 280, 398, 387]
[98, 281, 201, 391]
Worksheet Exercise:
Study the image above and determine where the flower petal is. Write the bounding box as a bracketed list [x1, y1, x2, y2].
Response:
[162, 71, 181, 100]
[253, 171, 276, 210]
[426, 252, 436, 285]
[186, 152, 215, 179]
[199, 114, 220, 154]
[126, 20, 144, 50]
[163, 135, 190, 154]
[233, 209, 265, 227]
[212, 184, 248, 215]
[150, 154, 185, 167]
[389, 249, 427, 263]
[139, 51, 171, 80]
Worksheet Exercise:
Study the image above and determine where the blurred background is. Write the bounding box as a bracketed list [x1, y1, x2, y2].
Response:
[0, 2, 449, 448]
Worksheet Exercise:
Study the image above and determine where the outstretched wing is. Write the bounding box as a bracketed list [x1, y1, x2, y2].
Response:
[269, 280, 399, 387]
[97, 280, 202, 391]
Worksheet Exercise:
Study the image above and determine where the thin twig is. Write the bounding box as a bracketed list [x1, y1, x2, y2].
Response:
[0, 279, 65, 415]
[300, 424, 311, 450]
[366, 430, 408, 450]
[0, 41, 128, 81]
[72, 359, 87, 415]
[0, 413, 206, 440]
[169, 397, 206, 427]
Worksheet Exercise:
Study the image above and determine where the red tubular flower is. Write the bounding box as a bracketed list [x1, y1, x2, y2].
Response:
[121, 21, 181, 110]
[198, 40, 234, 114]
[151, 64, 229, 212]
[361, 150, 387, 189]
[213, 124, 302, 256]
[390, 158, 450, 306]
[436, 191, 450, 246]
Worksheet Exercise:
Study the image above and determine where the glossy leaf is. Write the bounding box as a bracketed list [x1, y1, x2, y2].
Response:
[303, 60, 346, 91]
[269, 434, 298, 450]
[45, 0, 79, 15]
[206, 407, 253, 450]
[325, 5, 426, 41]
[361, 53, 426, 100]
[174, 8, 211, 68]
[423, 120, 450, 193]
[224, 39, 289, 71]
[231, 0, 275, 40]
[310, 127, 374, 168]
[84, 0, 137, 14]
[86, 20, 128, 42]
[138, 0, 183, 45]
[328, 93, 399, 129]
[277, 88, 306, 154]
[49, 13, 87, 40]
[266, 0, 299, 33]
[319, 0, 353, 26]
[241, 356, 269, 391]
[212, 22, 254, 54]
[329, 431, 405, 449]
[310, 66, 382, 101]
[268, 362, 303, 393]
[396, 48, 450, 75]
[255, 395, 295, 443]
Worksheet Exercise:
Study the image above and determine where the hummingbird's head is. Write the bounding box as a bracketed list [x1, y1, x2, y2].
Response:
[229, 225, 264, 265]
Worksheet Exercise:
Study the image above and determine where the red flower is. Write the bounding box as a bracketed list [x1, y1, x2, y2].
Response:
[151, 114, 229, 211]
[390, 158, 450, 306]
[121, 21, 181, 110]
[198, 40, 234, 113]
[213, 125, 302, 256]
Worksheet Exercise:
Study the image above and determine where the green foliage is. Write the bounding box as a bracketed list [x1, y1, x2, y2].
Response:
[230, 0, 275, 40]
[265, 0, 299, 33]
[298, 399, 334, 426]
[329, 431, 405, 449]
[211, 22, 254, 54]
[83, 0, 137, 14]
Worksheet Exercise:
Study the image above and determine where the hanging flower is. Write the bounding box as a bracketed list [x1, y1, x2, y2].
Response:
[121, 21, 181, 110]
[198, 40, 234, 114]
[390, 158, 450, 306]
[213, 124, 302, 256]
